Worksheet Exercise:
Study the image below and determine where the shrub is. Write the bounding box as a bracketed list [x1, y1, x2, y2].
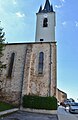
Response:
[0, 101, 14, 112]
[23, 95, 57, 110]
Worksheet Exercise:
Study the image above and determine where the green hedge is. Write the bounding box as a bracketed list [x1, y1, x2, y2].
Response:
[0, 101, 14, 112]
[23, 95, 57, 110]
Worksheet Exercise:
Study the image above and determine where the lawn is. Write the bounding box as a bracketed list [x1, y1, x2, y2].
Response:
[0, 101, 14, 112]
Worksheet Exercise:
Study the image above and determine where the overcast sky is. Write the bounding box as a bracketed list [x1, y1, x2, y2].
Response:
[0, 0, 78, 101]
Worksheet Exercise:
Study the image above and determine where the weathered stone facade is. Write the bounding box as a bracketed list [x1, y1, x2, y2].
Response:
[0, 42, 57, 105]
[56, 88, 67, 103]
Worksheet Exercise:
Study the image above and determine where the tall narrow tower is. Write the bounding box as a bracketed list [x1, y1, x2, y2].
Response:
[35, 0, 56, 42]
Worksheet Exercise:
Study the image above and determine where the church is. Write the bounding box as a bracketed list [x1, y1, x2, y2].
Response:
[1, 0, 57, 105]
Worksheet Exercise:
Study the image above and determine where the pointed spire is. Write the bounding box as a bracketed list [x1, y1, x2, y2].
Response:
[38, 5, 42, 13]
[44, 0, 50, 11]
[38, 0, 53, 13]
[50, 5, 53, 11]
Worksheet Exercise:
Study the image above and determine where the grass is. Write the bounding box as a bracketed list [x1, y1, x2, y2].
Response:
[0, 101, 14, 112]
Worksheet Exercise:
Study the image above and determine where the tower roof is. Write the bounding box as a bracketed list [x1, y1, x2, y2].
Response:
[38, 0, 53, 13]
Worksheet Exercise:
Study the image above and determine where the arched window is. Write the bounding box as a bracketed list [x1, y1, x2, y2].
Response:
[38, 52, 44, 74]
[7, 52, 15, 78]
[43, 18, 48, 27]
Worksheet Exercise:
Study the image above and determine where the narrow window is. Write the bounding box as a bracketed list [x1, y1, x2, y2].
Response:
[7, 52, 15, 78]
[43, 18, 48, 27]
[38, 52, 44, 74]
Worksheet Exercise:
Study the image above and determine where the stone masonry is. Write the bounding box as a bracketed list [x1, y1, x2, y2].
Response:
[0, 42, 57, 105]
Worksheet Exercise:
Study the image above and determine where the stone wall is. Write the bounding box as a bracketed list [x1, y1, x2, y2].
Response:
[1, 42, 57, 105]
[0, 44, 27, 105]
[56, 88, 67, 103]
[22, 42, 57, 97]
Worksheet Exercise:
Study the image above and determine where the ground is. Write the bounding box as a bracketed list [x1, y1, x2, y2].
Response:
[0, 111, 58, 120]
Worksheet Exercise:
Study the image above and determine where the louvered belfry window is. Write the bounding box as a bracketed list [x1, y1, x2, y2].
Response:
[43, 18, 48, 27]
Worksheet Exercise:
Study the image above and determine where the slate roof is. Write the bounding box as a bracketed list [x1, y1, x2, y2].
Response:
[38, 0, 53, 13]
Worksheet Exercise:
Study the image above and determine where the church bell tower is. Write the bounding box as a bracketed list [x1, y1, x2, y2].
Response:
[35, 0, 56, 42]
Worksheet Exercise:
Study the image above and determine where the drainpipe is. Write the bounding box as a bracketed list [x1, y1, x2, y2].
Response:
[48, 42, 52, 96]
[19, 45, 27, 109]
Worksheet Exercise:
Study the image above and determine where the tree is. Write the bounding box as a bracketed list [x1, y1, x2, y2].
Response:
[0, 22, 6, 94]
[0, 23, 6, 76]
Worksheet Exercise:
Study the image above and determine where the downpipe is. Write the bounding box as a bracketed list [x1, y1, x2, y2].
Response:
[48, 42, 52, 96]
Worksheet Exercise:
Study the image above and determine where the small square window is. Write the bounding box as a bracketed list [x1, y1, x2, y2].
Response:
[40, 39, 43, 41]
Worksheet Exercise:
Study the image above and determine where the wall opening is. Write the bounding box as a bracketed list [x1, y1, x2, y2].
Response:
[7, 52, 15, 78]
[38, 52, 44, 74]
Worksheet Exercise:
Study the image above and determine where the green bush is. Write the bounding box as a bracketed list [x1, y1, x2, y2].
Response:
[23, 95, 57, 110]
[0, 101, 14, 112]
